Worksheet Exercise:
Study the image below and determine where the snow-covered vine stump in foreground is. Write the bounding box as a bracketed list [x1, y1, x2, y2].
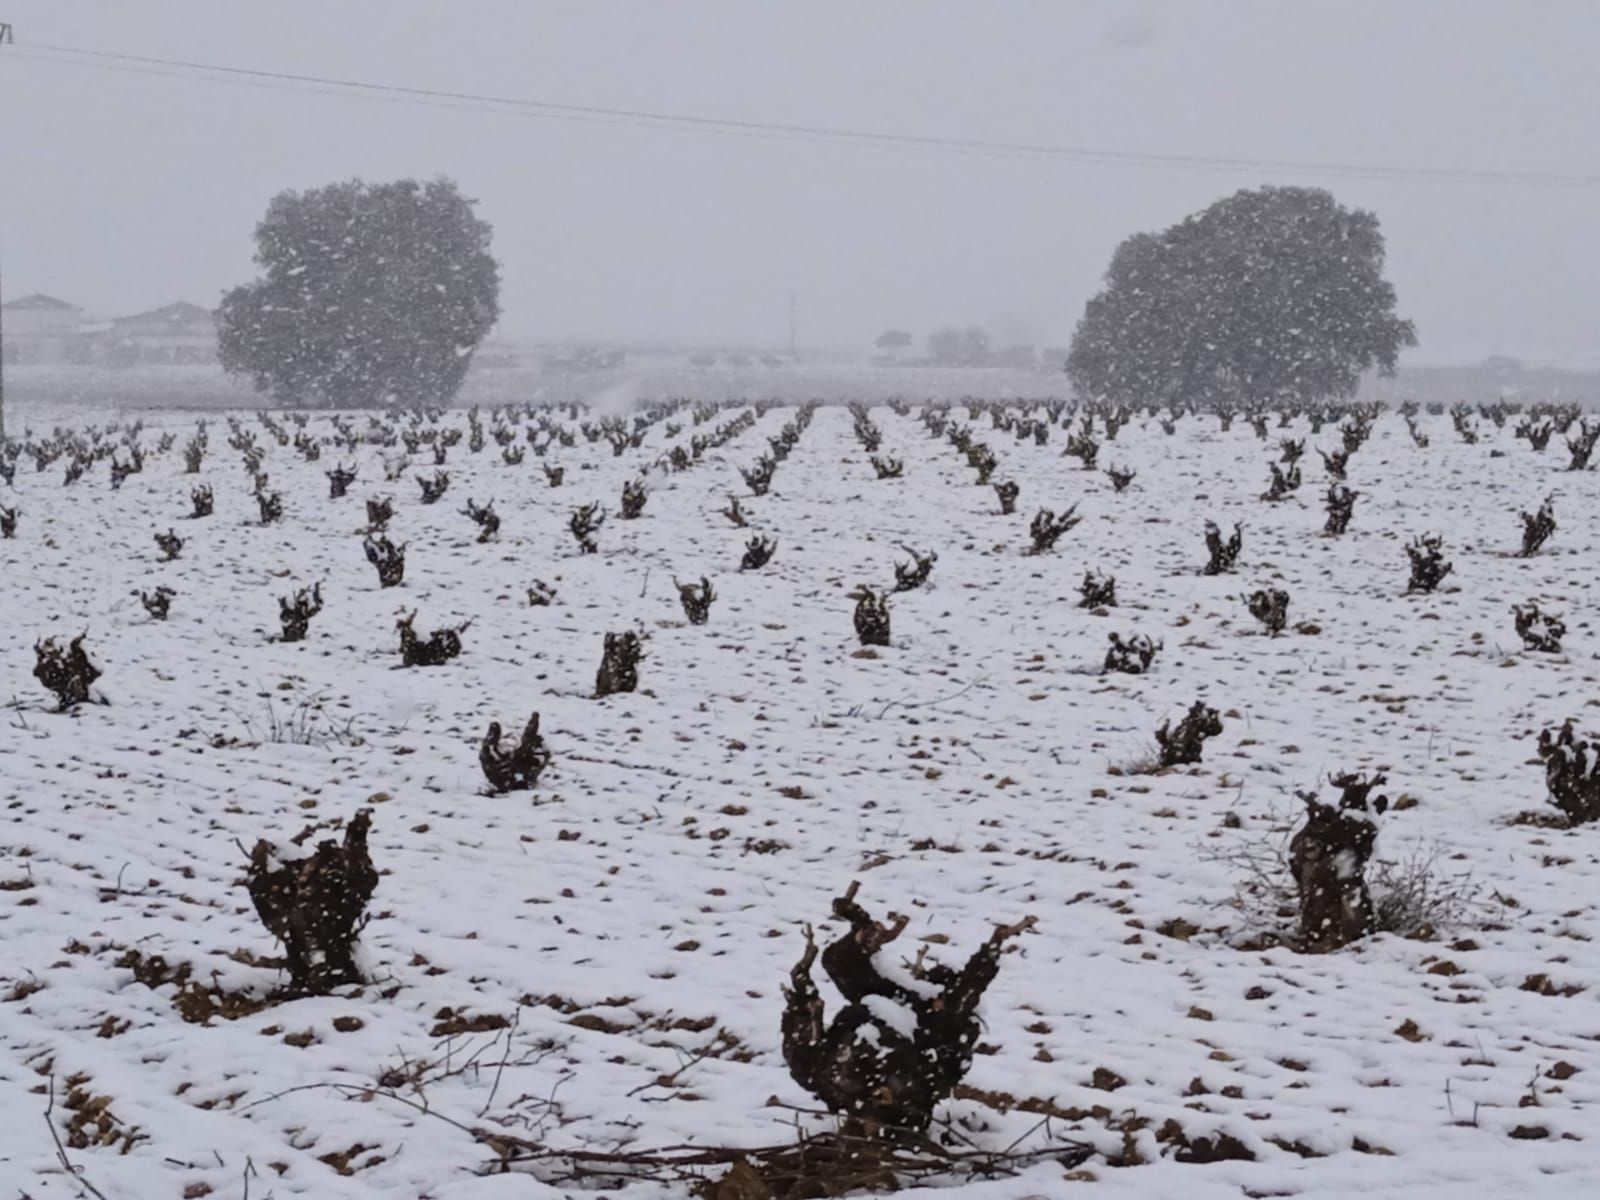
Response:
[245, 809, 377, 995]
[781, 881, 1035, 1138]
[1289, 772, 1390, 952]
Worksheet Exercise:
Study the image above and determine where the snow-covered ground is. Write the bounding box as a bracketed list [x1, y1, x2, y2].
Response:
[2, 396, 1598, 1198]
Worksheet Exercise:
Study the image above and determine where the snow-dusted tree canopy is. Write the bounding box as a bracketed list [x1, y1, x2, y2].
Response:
[218, 177, 500, 408]
[1068, 186, 1416, 409]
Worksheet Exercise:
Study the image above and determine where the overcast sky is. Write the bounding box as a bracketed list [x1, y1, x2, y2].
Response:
[3, 1, 1597, 363]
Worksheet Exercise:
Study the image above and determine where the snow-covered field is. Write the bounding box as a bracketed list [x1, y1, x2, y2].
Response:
[2, 394, 1599, 1199]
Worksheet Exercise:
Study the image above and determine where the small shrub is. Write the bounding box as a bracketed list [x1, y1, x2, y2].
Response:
[1202, 521, 1242, 575]
[871, 456, 903, 479]
[966, 444, 997, 485]
[851, 586, 891, 646]
[741, 535, 777, 571]
[620, 478, 648, 519]
[569, 502, 605, 553]
[155, 528, 184, 561]
[190, 485, 214, 518]
[1079, 569, 1116, 608]
[527, 579, 557, 606]
[396, 610, 468, 667]
[463, 498, 500, 542]
[326, 463, 357, 499]
[596, 631, 643, 697]
[676, 576, 716, 625]
[34, 634, 102, 710]
[1341, 418, 1373, 455]
[1404, 533, 1452, 594]
[721, 495, 748, 527]
[363, 535, 406, 587]
[1261, 463, 1301, 502]
[1319, 447, 1349, 480]
[1247, 587, 1289, 635]
[1064, 422, 1099, 470]
[1324, 483, 1357, 535]
[1513, 602, 1565, 653]
[140, 586, 175, 620]
[1156, 700, 1222, 767]
[1516, 419, 1553, 451]
[256, 490, 283, 525]
[1519, 495, 1555, 557]
[1105, 632, 1160, 674]
[480, 713, 551, 794]
[781, 881, 1035, 1137]
[245, 809, 377, 995]
[1105, 466, 1136, 492]
[417, 469, 450, 504]
[364, 496, 393, 531]
[0, 505, 17, 539]
[279, 583, 324, 643]
[892, 547, 936, 592]
[742, 457, 775, 496]
[1290, 773, 1389, 952]
[993, 480, 1019, 514]
[1028, 505, 1081, 555]
[1537, 721, 1600, 824]
[1566, 421, 1600, 471]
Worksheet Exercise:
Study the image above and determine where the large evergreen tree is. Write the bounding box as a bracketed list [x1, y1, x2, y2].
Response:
[218, 177, 500, 408]
[1067, 186, 1415, 408]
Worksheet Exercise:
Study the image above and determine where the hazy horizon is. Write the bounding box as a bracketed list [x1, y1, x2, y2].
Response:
[4, 1, 1599, 365]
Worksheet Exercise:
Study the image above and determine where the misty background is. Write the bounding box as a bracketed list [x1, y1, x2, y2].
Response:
[3, 0, 1598, 364]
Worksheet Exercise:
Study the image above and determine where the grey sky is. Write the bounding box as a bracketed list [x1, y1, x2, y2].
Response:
[3, 0, 1597, 362]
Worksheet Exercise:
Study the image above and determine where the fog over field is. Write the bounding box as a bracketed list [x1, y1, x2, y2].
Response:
[4, 1, 1600, 362]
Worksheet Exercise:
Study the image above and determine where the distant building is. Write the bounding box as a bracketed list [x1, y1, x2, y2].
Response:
[1, 294, 83, 364]
[100, 301, 218, 365]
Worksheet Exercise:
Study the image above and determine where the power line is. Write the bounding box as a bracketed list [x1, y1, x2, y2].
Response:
[7, 37, 1600, 188]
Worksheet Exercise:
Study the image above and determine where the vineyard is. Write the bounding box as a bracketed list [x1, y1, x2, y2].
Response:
[2, 389, 1598, 1198]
